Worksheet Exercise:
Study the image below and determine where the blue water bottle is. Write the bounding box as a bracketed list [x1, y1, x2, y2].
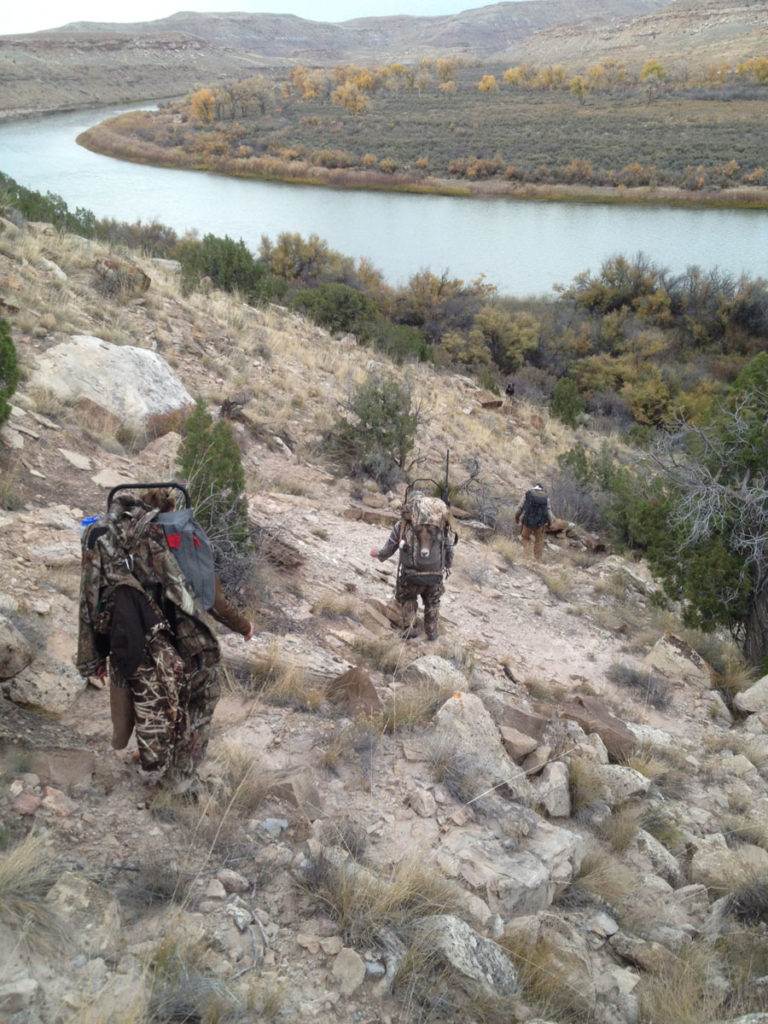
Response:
[80, 515, 101, 535]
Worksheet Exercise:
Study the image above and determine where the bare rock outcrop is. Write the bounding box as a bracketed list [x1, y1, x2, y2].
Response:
[28, 335, 194, 430]
[0, 613, 34, 679]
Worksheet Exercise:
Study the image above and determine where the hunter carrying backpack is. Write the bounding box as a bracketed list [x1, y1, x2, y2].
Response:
[398, 491, 451, 588]
[76, 482, 221, 683]
[107, 482, 217, 611]
[522, 489, 549, 529]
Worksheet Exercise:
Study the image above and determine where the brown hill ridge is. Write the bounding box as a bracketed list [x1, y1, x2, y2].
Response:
[1, 210, 768, 1022]
[1, 0, 761, 120]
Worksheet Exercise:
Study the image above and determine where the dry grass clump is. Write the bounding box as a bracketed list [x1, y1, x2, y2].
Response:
[724, 876, 768, 924]
[319, 716, 382, 784]
[301, 849, 465, 948]
[26, 385, 66, 419]
[0, 832, 64, 954]
[714, 651, 757, 708]
[489, 534, 518, 566]
[318, 816, 369, 861]
[607, 660, 671, 710]
[500, 930, 595, 1023]
[147, 926, 246, 1024]
[350, 634, 409, 676]
[556, 843, 635, 915]
[241, 972, 288, 1021]
[63, 975, 151, 1024]
[535, 568, 574, 601]
[597, 805, 643, 854]
[701, 732, 768, 773]
[382, 678, 457, 733]
[115, 851, 193, 917]
[214, 741, 271, 816]
[0, 456, 26, 511]
[713, 920, 768, 1012]
[261, 664, 324, 711]
[167, 741, 272, 857]
[244, 642, 324, 711]
[524, 675, 568, 702]
[640, 807, 686, 851]
[426, 733, 489, 808]
[635, 940, 730, 1024]
[567, 756, 609, 815]
[625, 742, 689, 797]
[722, 814, 768, 851]
[392, 926, 512, 1024]
[593, 569, 633, 599]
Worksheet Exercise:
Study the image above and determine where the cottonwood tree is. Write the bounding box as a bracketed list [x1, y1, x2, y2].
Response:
[643, 353, 768, 668]
[189, 88, 216, 122]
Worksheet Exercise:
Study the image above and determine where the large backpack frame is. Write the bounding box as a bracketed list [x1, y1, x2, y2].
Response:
[522, 489, 550, 529]
[397, 475, 457, 588]
[107, 482, 217, 611]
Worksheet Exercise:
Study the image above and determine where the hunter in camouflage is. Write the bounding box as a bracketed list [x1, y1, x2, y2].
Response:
[370, 492, 454, 641]
[77, 493, 222, 791]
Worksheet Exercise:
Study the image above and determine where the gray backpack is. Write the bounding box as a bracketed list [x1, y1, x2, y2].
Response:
[108, 482, 217, 611]
[155, 505, 216, 610]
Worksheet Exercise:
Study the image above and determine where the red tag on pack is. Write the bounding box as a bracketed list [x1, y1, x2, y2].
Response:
[166, 533, 181, 549]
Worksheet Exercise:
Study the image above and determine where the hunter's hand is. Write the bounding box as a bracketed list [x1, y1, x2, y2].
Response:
[370, 548, 379, 558]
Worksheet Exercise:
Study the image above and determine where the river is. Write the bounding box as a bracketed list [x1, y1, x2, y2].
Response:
[1, 105, 767, 297]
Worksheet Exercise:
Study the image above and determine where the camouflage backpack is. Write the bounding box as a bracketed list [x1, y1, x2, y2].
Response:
[76, 491, 220, 680]
[397, 491, 452, 587]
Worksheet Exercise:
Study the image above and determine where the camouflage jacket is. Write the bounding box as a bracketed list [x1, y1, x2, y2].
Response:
[76, 494, 221, 679]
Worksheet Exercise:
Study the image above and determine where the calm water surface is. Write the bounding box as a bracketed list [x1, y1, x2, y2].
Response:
[1, 105, 766, 297]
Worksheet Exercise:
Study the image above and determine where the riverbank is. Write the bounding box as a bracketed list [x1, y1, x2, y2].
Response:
[76, 121, 768, 212]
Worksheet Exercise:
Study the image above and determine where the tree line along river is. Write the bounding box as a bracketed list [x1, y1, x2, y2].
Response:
[1, 105, 766, 298]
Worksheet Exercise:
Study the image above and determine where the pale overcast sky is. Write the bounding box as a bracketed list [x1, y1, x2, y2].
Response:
[1, 1, 498, 37]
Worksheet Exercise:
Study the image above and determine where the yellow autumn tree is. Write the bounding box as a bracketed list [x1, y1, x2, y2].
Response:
[331, 82, 370, 115]
[189, 88, 216, 122]
[478, 75, 498, 94]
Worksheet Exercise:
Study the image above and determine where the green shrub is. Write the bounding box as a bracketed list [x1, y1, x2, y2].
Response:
[0, 318, 20, 429]
[370, 318, 431, 363]
[177, 397, 251, 561]
[0, 172, 96, 236]
[324, 372, 419, 487]
[550, 376, 585, 427]
[173, 232, 282, 303]
[292, 282, 378, 339]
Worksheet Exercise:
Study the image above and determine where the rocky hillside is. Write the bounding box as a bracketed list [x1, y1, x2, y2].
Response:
[1, 0, 763, 120]
[506, 0, 768, 72]
[2, 215, 768, 1024]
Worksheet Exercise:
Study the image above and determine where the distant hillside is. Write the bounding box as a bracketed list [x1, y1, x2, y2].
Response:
[59, 2, 671, 62]
[2, 0, 743, 120]
[507, 0, 768, 70]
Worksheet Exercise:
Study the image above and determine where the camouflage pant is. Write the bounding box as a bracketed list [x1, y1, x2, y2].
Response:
[171, 659, 221, 777]
[395, 579, 444, 639]
[109, 625, 186, 775]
